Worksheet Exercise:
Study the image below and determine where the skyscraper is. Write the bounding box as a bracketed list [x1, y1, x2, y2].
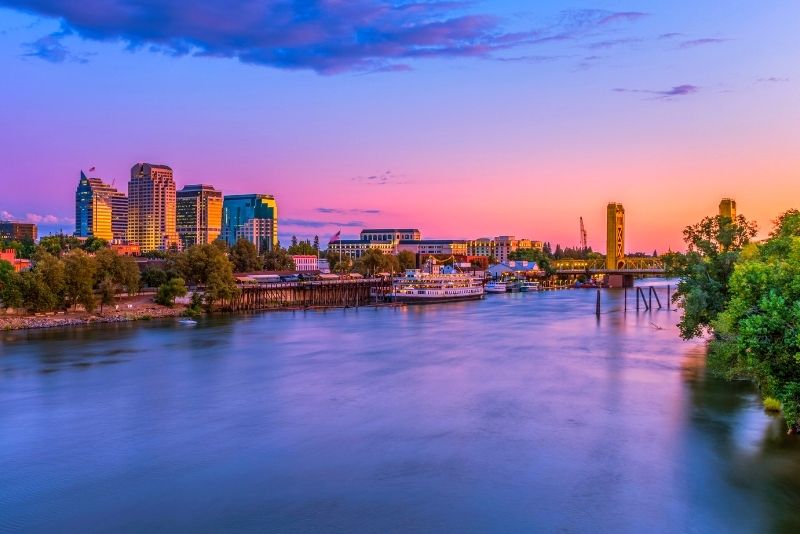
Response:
[719, 198, 737, 220]
[127, 163, 180, 252]
[75, 171, 128, 241]
[222, 194, 278, 252]
[177, 184, 223, 248]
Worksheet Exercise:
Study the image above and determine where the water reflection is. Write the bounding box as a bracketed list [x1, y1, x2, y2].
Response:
[0, 280, 798, 532]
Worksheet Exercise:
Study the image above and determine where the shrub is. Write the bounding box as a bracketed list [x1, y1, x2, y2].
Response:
[763, 397, 781, 413]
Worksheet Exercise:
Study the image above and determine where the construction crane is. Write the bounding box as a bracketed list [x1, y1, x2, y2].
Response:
[579, 217, 588, 252]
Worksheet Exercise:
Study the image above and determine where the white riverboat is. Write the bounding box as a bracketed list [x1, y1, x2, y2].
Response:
[520, 280, 540, 292]
[392, 268, 484, 303]
[485, 281, 507, 294]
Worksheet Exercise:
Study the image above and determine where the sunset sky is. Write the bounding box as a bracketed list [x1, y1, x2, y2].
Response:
[0, 1, 797, 252]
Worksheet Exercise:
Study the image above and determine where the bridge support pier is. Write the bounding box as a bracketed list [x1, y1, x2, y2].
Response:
[605, 274, 634, 288]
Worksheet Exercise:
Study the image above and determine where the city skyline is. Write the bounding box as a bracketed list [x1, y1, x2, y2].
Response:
[0, 1, 797, 251]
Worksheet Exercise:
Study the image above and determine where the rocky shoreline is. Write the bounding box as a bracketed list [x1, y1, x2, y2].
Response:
[0, 303, 187, 331]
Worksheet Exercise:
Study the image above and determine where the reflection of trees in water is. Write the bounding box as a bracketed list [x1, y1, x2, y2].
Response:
[679, 344, 800, 533]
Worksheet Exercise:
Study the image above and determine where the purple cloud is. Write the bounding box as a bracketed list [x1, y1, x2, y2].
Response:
[316, 208, 381, 215]
[757, 77, 789, 83]
[585, 37, 642, 50]
[613, 84, 700, 99]
[1, 2, 651, 73]
[679, 38, 730, 48]
[282, 218, 364, 229]
[352, 170, 407, 185]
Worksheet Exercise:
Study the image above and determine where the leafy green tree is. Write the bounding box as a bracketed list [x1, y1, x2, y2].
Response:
[397, 250, 416, 270]
[155, 277, 188, 307]
[262, 248, 295, 271]
[63, 249, 97, 312]
[82, 236, 109, 252]
[665, 214, 758, 338]
[709, 210, 800, 431]
[94, 248, 141, 296]
[0, 260, 23, 308]
[229, 239, 262, 273]
[287, 239, 316, 255]
[141, 266, 169, 288]
[23, 251, 66, 311]
[203, 255, 240, 311]
[38, 234, 83, 257]
[313, 235, 320, 251]
[98, 276, 116, 314]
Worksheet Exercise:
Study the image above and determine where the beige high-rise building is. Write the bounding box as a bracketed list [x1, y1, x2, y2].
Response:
[127, 163, 180, 252]
[719, 198, 737, 220]
[177, 184, 223, 248]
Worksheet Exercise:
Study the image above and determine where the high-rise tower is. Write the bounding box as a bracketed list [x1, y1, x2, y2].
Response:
[75, 171, 127, 241]
[127, 163, 179, 252]
[177, 184, 223, 248]
[606, 203, 625, 270]
[719, 198, 737, 220]
[222, 194, 278, 252]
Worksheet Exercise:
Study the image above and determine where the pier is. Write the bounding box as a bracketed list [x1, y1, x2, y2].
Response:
[228, 278, 392, 311]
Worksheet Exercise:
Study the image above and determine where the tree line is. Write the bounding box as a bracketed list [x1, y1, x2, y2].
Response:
[666, 210, 800, 433]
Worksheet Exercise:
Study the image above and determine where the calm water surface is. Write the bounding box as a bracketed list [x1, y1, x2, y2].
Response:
[1, 280, 799, 533]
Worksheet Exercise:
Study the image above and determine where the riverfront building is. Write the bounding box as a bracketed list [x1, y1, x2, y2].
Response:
[0, 221, 37, 242]
[222, 194, 278, 252]
[236, 217, 276, 253]
[75, 171, 128, 241]
[397, 239, 468, 256]
[467, 236, 542, 263]
[291, 255, 318, 272]
[361, 229, 421, 242]
[127, 163, 180, 252]
[177, 184, 223, 248]
[327, 239, 395, 258]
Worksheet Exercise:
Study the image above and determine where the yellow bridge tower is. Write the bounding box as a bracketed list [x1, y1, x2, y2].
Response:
[606, 203, 625, 270]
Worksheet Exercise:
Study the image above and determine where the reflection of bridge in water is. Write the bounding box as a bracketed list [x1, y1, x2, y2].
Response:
[550, 203, 666, 287]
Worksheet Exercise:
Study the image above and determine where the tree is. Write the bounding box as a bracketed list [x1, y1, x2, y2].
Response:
[0, 260, 23, 309]
[666, 214, 758, 339]
[155, 277, 188, 307]
[23, 251, 66, 311]
[94, 248, 140, 296]
[63, 249, 97, 312]
[397, 250, 416, 270]
[98, 277, 116, 314]
[313, 235, 320, 251]
[38, 234, 83, 257]
[229, 239, 262, 273]
[291, 235, 298, 247]
[709, 210, 800, 432]
[262, 248, 295, 271]
[82, 236, 109, 252]
[287, 239, 316, 255]
[141, 266, 169, 288]
[203, 255, 240, 311]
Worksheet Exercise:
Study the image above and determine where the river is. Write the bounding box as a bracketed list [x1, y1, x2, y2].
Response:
[1, 280, 799, 533]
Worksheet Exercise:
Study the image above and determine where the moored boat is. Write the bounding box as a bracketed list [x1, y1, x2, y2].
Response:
[520, 280, 540, 292]
[392, 267, 484, 303]
[485, 281, 507, 294]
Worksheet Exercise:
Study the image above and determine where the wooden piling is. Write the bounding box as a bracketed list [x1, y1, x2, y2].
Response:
[596, 289, 601, 316]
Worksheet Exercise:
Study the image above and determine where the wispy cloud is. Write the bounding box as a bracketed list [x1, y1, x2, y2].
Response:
[1, 210, 73, 224]
[316, 208, 381, 215]
[585, 37, 642, 50]
[2, 2, 650, 73]
[352, 170, 407, 185]
[658, 32, 683, 40]
[757, 77, 789, 83]
[22, 27, 89, 63]
[282, 218, 364, 229]
[613, 84, 700, 99]
[679, 38, 730, 49]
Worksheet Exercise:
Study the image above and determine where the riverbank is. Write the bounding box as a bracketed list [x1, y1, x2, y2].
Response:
[0, 295, 186, 331]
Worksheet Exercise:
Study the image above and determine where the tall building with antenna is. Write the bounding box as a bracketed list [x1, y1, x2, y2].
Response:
[75, 171, 128, 241]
